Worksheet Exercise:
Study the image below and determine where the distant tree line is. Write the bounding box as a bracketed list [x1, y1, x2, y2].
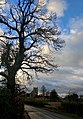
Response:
[27, 85, 60, 101]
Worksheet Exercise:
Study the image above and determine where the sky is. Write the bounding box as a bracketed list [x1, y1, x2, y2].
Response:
[31, 0, 83, 97]
[0, 0, 83, 97]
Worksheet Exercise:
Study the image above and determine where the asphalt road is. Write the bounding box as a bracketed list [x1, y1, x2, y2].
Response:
[25, 105, 72, 119]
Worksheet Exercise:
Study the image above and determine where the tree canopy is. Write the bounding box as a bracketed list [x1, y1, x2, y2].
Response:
[0, 0, 64, 93]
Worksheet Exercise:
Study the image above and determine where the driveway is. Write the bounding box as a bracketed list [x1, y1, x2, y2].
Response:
[25, 105, 72, 119]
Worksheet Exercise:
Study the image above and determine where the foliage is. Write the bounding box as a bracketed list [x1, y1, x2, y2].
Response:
[61, 102, 83, 117]
[64, 93, 78, 102]
[25, 98, 48, 107]
[0, 87, 24, 119]
[0, 87, 14, 119]
[14, 93, 24, 119]
[50, 89, 59, 101]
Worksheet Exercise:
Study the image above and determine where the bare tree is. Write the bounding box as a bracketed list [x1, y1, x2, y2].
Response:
[0, 0, 64, 93]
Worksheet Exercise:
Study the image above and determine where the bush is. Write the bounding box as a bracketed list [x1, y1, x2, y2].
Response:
[61, 102, 83, 116]
[25, 98, 47, 107]
[0, 87, 24, 119]
[0, 88, 14, 119]
[14, 94, 24, 119]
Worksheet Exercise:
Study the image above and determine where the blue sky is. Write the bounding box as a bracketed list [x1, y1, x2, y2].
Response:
[0, 0, 83, 97]
[60, 0, 83, 29]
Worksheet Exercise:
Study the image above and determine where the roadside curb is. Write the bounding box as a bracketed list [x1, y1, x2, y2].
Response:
[24, 110, 31, 119]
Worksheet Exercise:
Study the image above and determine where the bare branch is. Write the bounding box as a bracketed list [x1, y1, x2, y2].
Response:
[21, 68, 32, 80]
[0, 15, 19, 33]
[0, 35, 19, 39]
[0, 39, 6, 45]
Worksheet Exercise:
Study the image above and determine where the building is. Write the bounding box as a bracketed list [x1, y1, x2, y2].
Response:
[30, 87, 38, 98]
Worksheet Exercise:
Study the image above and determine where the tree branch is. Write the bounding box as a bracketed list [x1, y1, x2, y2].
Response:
[0, 35, 19, 40]
[0, 15, 19, 33]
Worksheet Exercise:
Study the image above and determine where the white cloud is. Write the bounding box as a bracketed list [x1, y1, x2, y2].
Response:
[56, 17, 83, 67]
[70, 17, 83, 30]
[0, 0, 6, 6]
[52, 17, 83, 93]
[38, 0, 67, 17]
[47, 0, 67, 17]
[0, 28, 7, 43]
[39, 0, 47, 6]
[0, 28, 3, 34]
[32, 16, 83, 95]
[41, 44, 50, 55]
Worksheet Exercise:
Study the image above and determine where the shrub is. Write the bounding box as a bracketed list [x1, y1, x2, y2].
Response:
[0, 87, 14, 119]
[14, 94, 24, 119]
[61, 102, 83, 116]
[0, 87, 24, 119]
[25, 98, 47, 107]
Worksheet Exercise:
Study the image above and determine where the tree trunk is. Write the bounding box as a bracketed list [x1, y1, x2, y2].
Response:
[7, 74, 16, 119]
[7, 75, 15, 94]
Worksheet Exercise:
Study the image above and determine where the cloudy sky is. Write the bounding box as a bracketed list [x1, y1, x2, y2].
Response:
[0, 0, 83, 97]
[31, 0, 83, 96]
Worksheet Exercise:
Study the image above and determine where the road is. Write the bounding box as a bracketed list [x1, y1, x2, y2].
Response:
[25, 105, 72, 119]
